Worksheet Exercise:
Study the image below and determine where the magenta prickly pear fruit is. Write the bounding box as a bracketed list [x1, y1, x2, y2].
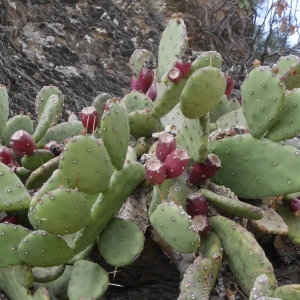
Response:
[0, 146, 18, 170]
[130, 75, 140, 91]
[10, 130, 37, 158]
[188, 153, 221, 185]
[167, 68, 182, 84]
[164, 148, 189, 179]
[146, 82, 157, 102]
[289, 198, 300, 216]
[156, 133, 176, 163]
[186, 193, 208, 217]
[145, 158, 166, 185]
[139, 67, 154, 94]
[175, 58, 192, 78]
[225, 75, 235, 97]
[79, 106, 100, 133]
[191, 214, 210, 236]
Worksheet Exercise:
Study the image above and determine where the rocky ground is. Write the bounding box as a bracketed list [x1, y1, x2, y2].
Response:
[0, 0, 300, 299]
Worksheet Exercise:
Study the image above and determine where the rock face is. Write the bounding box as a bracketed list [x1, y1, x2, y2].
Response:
[0, 0, 164, 121]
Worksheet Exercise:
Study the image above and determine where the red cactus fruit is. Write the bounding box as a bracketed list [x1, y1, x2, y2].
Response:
[130, 76, 140, 91]
[146, 83, 157, 102]
[188, 153, 221, 185]
[0, 146, 15, 166]
[156, 133, 176, 163]
[186, 193, 208, 217]
[225, 75, 235, 97]
[164, 148, 189, 179]
[289, 198, 300, 216]
[191, 215, 210, 236]
[167, 68, 182, 84]
[175, 59, 192, 78]
[79, 106, 100, 133]
[10, 130, 37, 158]
[145, 158, 166, 185]
[139, 67, 154, 94]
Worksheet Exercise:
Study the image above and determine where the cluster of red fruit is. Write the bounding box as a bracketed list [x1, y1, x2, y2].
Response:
[145, 133, 189, 185]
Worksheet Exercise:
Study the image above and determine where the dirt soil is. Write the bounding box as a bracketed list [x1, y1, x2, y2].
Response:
[0, 1, 299, 299]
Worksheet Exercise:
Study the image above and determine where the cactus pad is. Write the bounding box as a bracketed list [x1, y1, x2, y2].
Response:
[18, 230, 75, 267]
[150, 201, 200, 253]
[180, 66, 226, 119]
[0, 223, 31, 267]
[59, 134, 113, 194]
[33, 187, 91, 235]
[97, 217, 145, 267]
[68, 260, 109, 300]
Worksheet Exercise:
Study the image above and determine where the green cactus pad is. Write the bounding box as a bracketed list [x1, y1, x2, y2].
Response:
[128, 109, 159, 139]
[92, 92, 112, 120]
[68, 260, 109, 300]
[210, 216, 277, 296]
[129, 48, 156, 77]
[276, 54, 298, 75]
[32, 265, 65, 283]
[209, 134, 300, 199]
[0, 85, 9, 137]
[36, 121, 84, 149]
[276, 204, 300, 245]
[176, 113, 210, 163]
[180, 66, 226, 119]
[273, 284, 300, 299]
[101, 99, 130, 170]
[178, 256, 213, 299]
[216, 107, 247, 129]
[33, 281, 57, 299]
[12, 263, 34, 289]
[32, 94, 62, 143]
[198, 189, 264, 220]
[158, 16, 187, 80]
[250, 205, 289, 235]
[21, 150, 55, 171]
[52, 265, 73, 300]
[152, 78, 188, 120]
[148, 178, 175, 217]
[160, 102, 185, 130]
[35, 85, 64, 123]
[28, 169, 62, 229]
[169, 177, 194, 211]
[249, 274, 271, 300]
[18, 230, 75, 267]
[121, 91, 154, 114]
[150, 201, 200, 253]
[1, 114, 34, 147]
[26, 156, 59, 190]
[282, 58, 300, 90]
[267, 88, 300, 142]
[73, 161, 145, 253]
[0, 162, 31, 211]
[97, 217, 145, 267]
[241, 66, 286, 138]
[210, 95, 241, 123]
[0, 268, 35, 300]
[33, 187, 91, 235]
[198, 231, 223, 292]
[0, 223, 31, 267]
[59, 134, 113, 195]
[33, 287, 51, 300]
[190, 51, 223, 73]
